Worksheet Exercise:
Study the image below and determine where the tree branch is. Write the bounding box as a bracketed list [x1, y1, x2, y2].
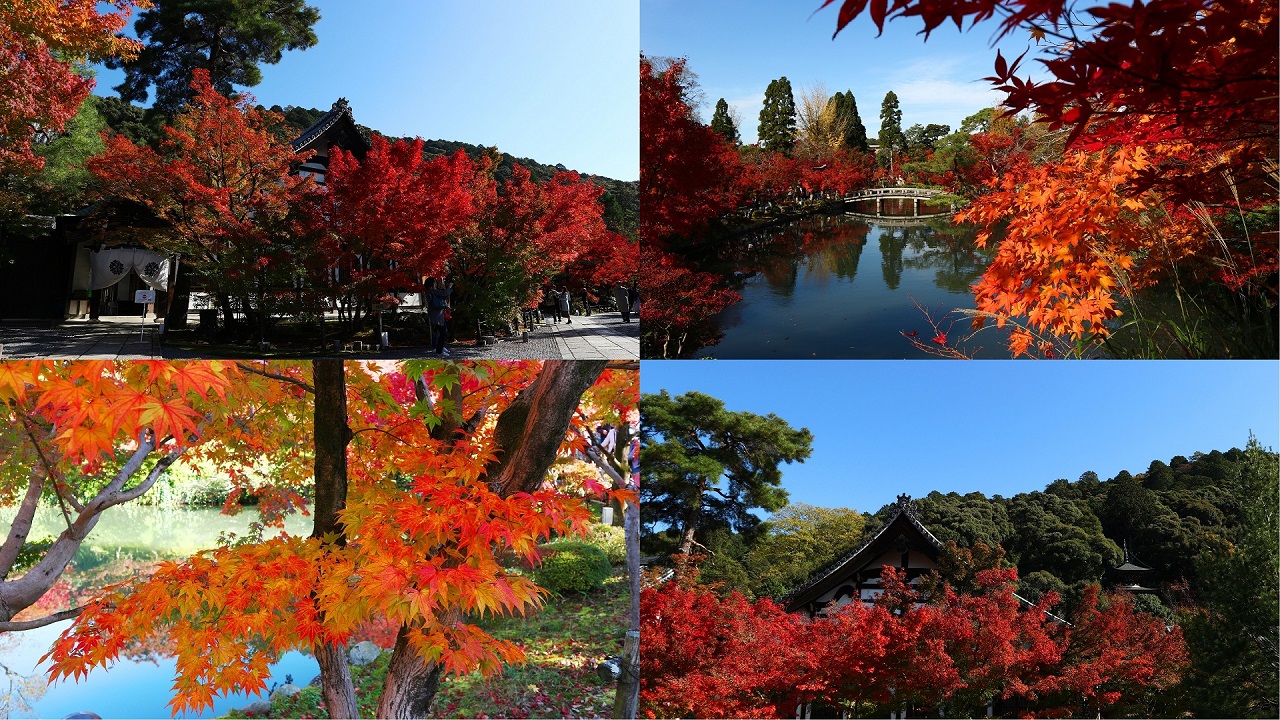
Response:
[0, 605, 85, 632]
[486, 360, 607, 497]
[235, 361, 315, 394]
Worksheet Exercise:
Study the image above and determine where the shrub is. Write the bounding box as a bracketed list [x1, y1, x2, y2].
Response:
[535, 540, 612, 594]
[588, 523, 627, 565]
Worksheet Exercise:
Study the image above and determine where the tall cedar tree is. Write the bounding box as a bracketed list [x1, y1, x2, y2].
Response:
[832, 90, 869, 151]
[639, 390, 812, 556]
[709, 98, 740, 145]
[32, 360, 637, 718]
[758, 77, 798, 155]
[107, 0, 320, 111]
[878, 90, 904, 159]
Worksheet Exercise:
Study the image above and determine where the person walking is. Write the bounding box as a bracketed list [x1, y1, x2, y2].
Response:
[613, 284, 631, 323]
[427, 278, 454, 356]
[547, 286, 562, 324]
[557, 287, 572, 324]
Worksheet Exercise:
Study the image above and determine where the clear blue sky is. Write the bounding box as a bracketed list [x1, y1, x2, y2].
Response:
[641, 360, 1280, 515]
[642, 0, 1044, 144]
[93, 1, 639, 181]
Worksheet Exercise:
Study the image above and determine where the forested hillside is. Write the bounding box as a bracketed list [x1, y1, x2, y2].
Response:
[91, 96, 638, 239]
[643, 443, 1276, 613]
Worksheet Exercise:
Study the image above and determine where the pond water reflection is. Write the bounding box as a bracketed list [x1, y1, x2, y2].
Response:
[694, 204, 1013, 358]
[0, 505, 315, 718]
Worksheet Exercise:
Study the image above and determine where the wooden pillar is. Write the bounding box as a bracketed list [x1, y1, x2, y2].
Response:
[914, 197, 920, 215]
[876, 198, 882, 214]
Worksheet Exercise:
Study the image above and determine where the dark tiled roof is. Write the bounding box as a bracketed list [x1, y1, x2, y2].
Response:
[782, 494, 942, 609]
[291, 98, 368, 155]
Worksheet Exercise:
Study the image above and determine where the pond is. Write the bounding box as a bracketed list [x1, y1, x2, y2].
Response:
[692, 201, 1014, 359]
[0, 505, 316, 719]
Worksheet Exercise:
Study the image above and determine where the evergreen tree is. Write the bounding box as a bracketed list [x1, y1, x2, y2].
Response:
[1180, 437, 1279, 718]
[758, 77, 797, 155]
[831, 90, 868, 151]
[108, 0, 322, 111]
[710, 98, 740, 145]
[878, 90, 904, 166]
[640, 390, 813, 556]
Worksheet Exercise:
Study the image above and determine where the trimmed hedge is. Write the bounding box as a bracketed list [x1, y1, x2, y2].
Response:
[589, 524, 627, 565]
[535, 540, 612, 594]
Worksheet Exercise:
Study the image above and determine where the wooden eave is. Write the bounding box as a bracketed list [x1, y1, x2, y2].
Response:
[782, 499, 943, 613]
[291, 98, 370, 160]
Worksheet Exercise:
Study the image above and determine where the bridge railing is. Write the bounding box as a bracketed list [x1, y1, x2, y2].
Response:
[845, 186, 944, 200]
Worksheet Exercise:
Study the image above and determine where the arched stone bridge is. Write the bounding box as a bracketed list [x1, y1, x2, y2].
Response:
[843, 186, 945, 202]
[843, 186, 949, 216]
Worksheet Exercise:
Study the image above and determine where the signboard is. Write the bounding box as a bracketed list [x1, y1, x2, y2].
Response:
[134, 289, 157, 304]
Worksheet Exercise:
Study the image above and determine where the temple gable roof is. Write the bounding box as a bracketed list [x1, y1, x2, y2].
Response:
[291, 98, 370, 160]
[782, 494, 943, 612]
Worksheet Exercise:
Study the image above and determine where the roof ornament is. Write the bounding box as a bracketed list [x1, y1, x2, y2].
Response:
[896, 493, 917, 518]
[332, 98, 350, 114]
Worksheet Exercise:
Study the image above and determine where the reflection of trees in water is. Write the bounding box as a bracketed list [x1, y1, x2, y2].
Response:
[691, 213, 991, 356]
[738, 216, 872, 297]
[878, 222, 990, 292]
[880, 227, 908, 289]
[0, 634, 48, 716]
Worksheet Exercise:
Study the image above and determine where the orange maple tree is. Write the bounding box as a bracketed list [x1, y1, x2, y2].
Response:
[0, 360, 237, 631]
[819, 0, 1278, 357]
[0, 0, 144, 179]
[10, 360, 636, 718]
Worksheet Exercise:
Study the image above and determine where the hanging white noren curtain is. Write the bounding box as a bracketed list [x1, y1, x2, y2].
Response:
[90, 248, 171, 291]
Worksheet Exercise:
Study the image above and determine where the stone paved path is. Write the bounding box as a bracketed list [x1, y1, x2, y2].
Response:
[0, 309, 639, 360]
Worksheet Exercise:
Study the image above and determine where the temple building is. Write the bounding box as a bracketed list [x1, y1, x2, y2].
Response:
[290, 98, 370, 184]
[783, 494, 943, 616]
[0, 99, 369, 325]
[1108, 542, 1159, 595]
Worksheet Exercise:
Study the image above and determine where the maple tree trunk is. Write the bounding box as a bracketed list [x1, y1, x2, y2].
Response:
[312, 359, 350, 543]
[310, 359, 360, 719]
[376, 624, 444, 719]
[376, 360, 609, 718]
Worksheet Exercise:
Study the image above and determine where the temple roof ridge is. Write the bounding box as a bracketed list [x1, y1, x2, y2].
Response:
[781, 494, 942, 607]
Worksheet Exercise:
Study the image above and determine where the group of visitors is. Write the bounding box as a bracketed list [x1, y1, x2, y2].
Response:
[540, 284, 639, 324]
[424, 278, 638, 355]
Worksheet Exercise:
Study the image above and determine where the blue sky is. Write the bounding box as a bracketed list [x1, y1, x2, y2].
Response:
[642, 0, 1044, 144]
[641, 360, 1280, 515]
[93, 1, 639, 181]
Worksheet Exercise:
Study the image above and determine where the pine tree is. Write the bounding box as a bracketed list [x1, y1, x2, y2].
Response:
[710, 98, 740, 145]
[878, 90, 904, 166]
[758, 77, 797, 155]
[108, 0, 322, 111]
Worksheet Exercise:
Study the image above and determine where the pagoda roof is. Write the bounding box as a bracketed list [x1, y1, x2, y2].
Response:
[291, 98, 370, 159]
[782, 494, 943, 612]
[1114, 541, 1154, 572]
